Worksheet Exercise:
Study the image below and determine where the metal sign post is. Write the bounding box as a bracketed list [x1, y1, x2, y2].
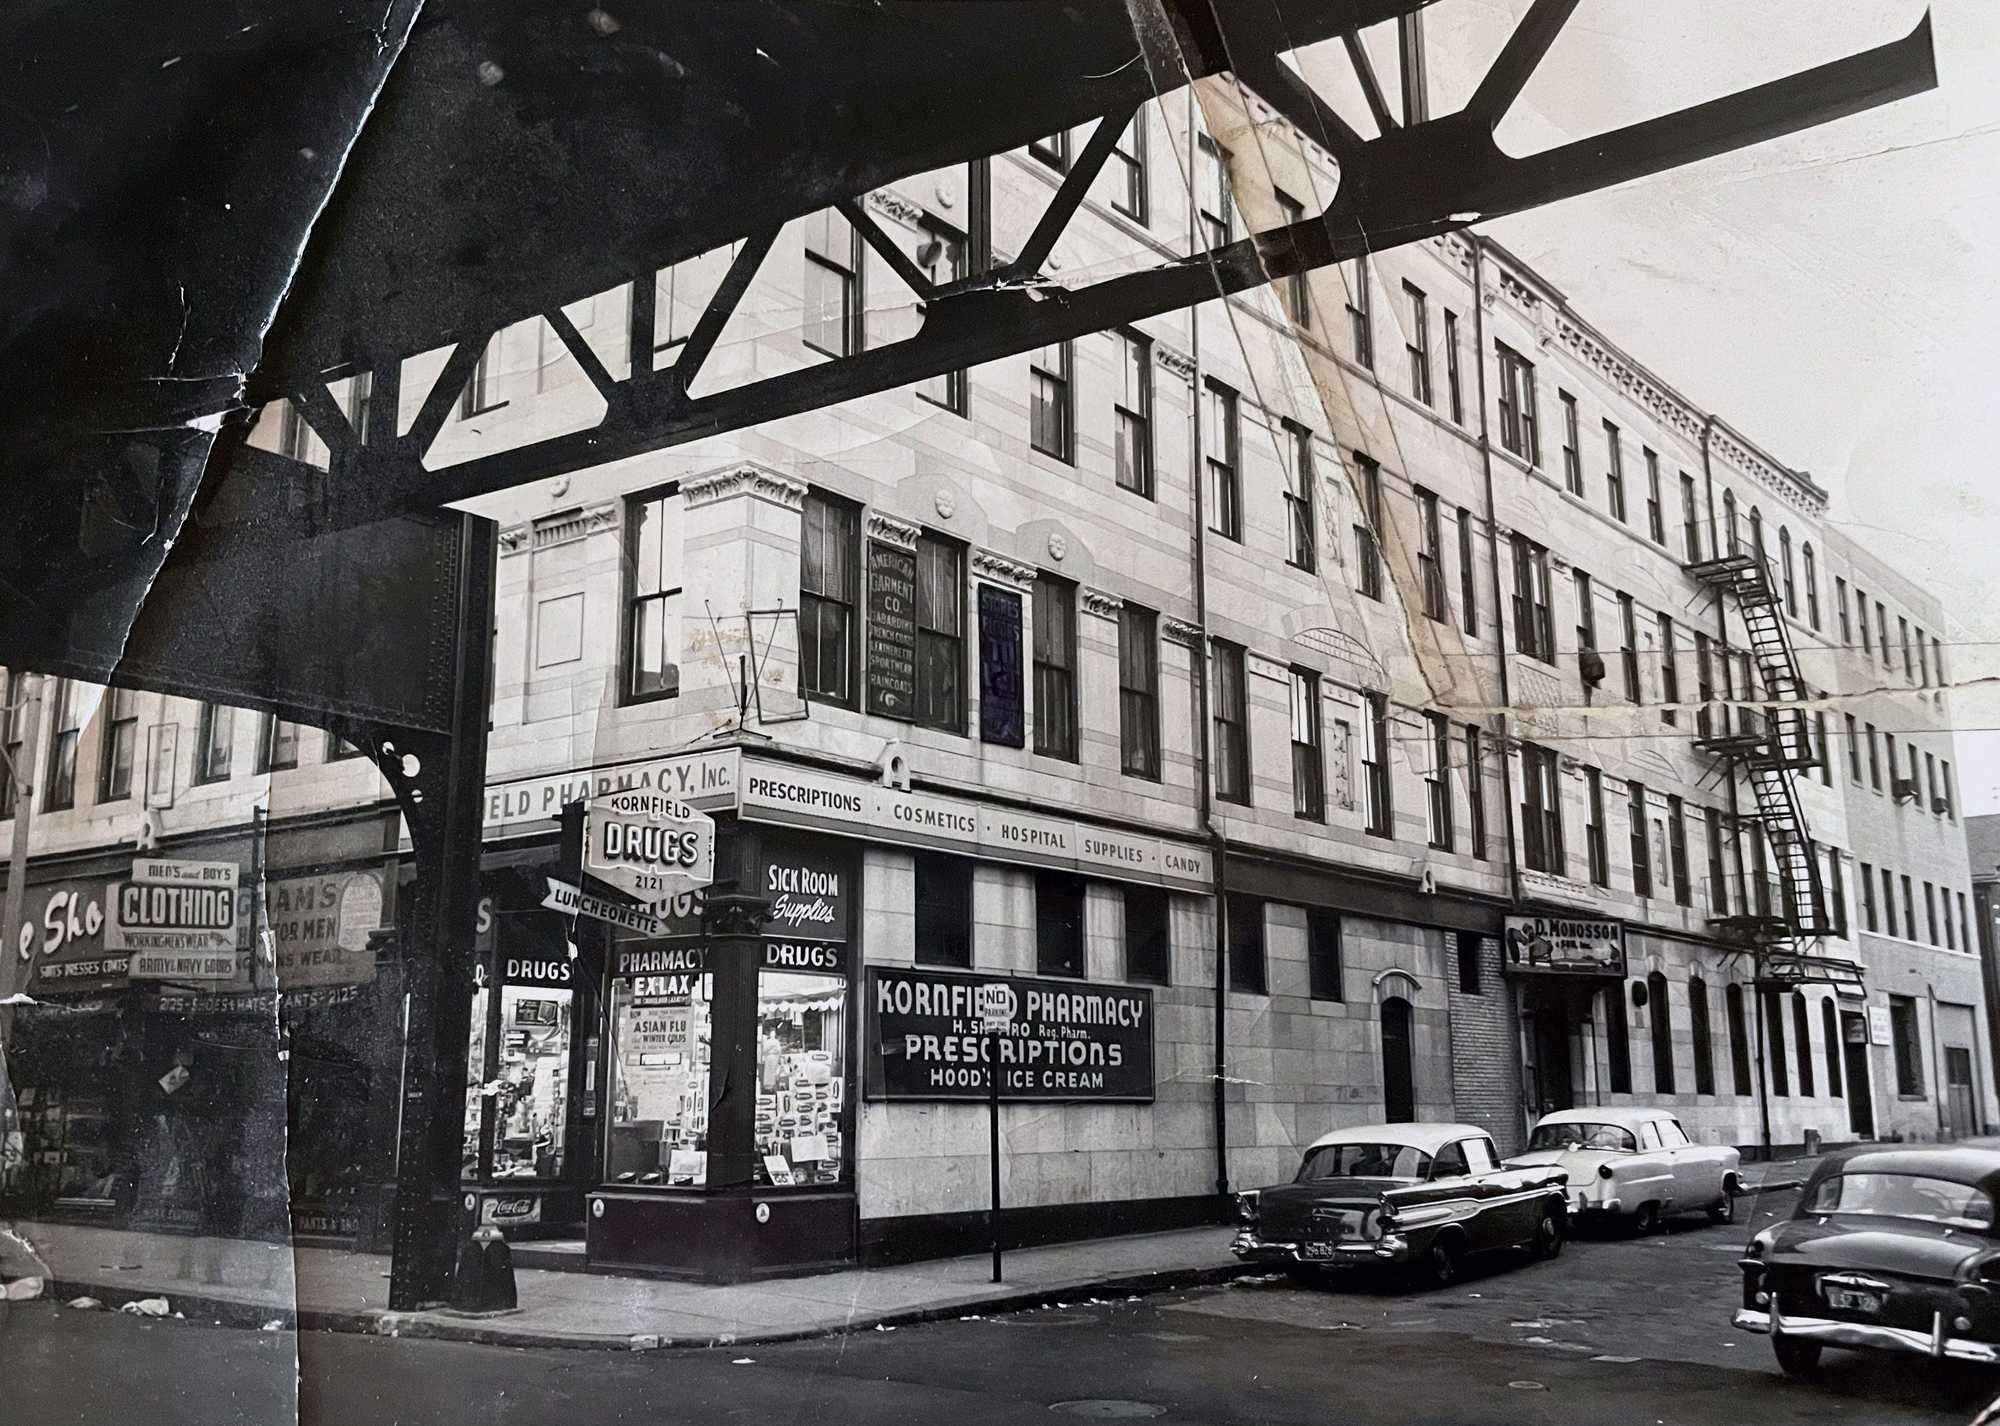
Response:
[979, 982, 1014, 1284]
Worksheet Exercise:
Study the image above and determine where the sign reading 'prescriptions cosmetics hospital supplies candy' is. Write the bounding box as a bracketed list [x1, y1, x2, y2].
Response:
[865, 968, 1154, 1102]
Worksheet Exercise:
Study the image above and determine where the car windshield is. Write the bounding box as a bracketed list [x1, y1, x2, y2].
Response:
[1296, 1143, 1432, 1182]
[1803, 1173, 1998, 1232]
[1528, 1122, 1638, 1153]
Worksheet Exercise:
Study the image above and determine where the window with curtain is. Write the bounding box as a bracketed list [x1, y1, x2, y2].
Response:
[1031, 574, 1077, 761]
[799, 492, 859, 707]
[1028, 340, 1073, 461]
[913, 534, 965, 732]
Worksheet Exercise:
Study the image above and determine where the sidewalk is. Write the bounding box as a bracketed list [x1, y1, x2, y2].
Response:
[2, 1218, 1249, 1350]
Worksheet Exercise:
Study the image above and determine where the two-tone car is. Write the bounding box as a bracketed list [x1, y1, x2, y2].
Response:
[1232, 1122, 1569, 1287]
[1735, 1143, 2000, 1376]
[1508, 1108, 1741, 1233]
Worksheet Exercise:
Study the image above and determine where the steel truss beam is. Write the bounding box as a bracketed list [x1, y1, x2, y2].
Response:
[271, 8, 1933, 532]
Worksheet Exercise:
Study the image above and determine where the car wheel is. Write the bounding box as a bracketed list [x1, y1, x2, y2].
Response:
[1532, 1204, 1565, 1260]
[1420, 1236, 1460, 1289]
[1772, 1336, 1823, 1378]
[1633, 1203, 1662, 1236]
[1708, 1192, 1736, 1226]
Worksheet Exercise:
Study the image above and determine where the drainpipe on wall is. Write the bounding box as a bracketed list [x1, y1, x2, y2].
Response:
[1187, 84, 1230, 1205]
[1469, 239, 1533, 1132]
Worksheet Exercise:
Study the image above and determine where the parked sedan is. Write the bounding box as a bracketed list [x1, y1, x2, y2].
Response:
[1232, 1122, 1569, 1287]
[1735, 1144, 2000, 1376]
[1509, 1108, 1741, 1232]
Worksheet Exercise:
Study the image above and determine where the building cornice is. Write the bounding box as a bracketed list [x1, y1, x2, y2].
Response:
[683, 464, 807, 512]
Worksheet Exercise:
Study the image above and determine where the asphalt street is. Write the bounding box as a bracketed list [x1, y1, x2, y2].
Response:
[4, 1185, 1997, 1425]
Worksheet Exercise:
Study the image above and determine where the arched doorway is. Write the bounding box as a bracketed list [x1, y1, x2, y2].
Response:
[1382, 996, 1415, 1123]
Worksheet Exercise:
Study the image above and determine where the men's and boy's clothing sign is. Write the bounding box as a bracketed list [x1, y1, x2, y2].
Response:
[113, 859, 241, 980]
[866, 968, 1154, 1102]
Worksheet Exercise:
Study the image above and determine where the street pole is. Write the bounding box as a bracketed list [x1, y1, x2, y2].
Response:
[0, 671, 47, 1050]
[988, 1022, 1002, 1284]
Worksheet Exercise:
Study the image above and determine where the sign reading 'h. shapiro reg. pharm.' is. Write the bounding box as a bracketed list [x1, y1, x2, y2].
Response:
[1503, 915, 1626, 977]
[866, 968, 1154, 1102]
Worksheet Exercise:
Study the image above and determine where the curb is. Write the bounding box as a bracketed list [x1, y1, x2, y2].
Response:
[42, 1259, 1262, 1353]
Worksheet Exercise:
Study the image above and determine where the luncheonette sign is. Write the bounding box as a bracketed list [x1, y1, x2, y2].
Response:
[1502, 915, 1626, 977]
[866, 968, 1154, 1102]
[584, 789, 716, 901]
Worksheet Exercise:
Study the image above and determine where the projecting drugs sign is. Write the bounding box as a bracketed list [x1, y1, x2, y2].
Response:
[583, 789, 715, 901]
[865, 968, 1154, 1102]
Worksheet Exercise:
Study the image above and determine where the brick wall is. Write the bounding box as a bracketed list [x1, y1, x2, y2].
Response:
[1446, 933, 1525, 1155]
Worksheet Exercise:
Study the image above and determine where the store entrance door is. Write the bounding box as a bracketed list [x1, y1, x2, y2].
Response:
[1945, 1047, 1977, 1139]
[1520, 983, 1580, 1118]
[1842, 1012, 1874, 1139]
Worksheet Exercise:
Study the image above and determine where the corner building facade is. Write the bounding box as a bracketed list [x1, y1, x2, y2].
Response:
[2, 73, 1989, 1278]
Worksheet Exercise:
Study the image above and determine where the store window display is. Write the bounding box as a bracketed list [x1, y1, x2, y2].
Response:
[607, 969, 712, 1185]
[492, 986, 572, 1178]
[753, 971, 847, 1187]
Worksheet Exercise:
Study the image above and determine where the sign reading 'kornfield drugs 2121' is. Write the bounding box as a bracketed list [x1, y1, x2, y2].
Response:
[865, 968, 1154, 1103]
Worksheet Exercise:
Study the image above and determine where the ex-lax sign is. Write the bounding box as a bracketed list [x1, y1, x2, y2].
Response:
[583, 789, 715, 901]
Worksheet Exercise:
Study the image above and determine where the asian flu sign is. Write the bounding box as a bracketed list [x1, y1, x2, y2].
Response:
[113, 859, 241, 981]
[584, 789, 715, 901]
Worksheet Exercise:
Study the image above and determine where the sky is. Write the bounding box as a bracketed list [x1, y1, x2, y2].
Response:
[1395, 1, 2000, 810]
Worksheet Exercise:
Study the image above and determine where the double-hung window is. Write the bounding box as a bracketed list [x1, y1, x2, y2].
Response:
[624, 485, 685, 702]
[802, 209, 861, 358]
[1520, 743, 1563, 874]
[1585, 768, 1609, 887]
[914, 533, 966, 732]
[1496, 343, 1539, 464]
[44, 678, 81, 810]
[1347, 257, 1373, 368]
[1629, 781, 1652, 896]
[256, 713, 299, 774]
[1603, 421, 1627, 522]
[1458, 509, 1479, 635]
[1291, 668, 1324, 821]
[1403, 281, 1431, 405]
[1111, 111, 1147, 222]
[1618, 593, 1640, 702]
[98, 686, 140, 802]
[1276, 190, 1311, 326]
[1212, 640, 1249, 805]
[1416, 487, 1445, 620]
[1574, 569, 1597, 698]
[1424, 711, 1453, 851]
[1510, 534, 1553, 662]
[1667, 796, 1690, 904]
[1559, 391, 1582, 495]
[195, 701, 235, 785]
[1465, 725, 1488, 860]
[1204, 380, 1240, 541]
[799, 491, 859, 707]
[1028, 341, 1073, 462]
[1031, 574, 1078, 761]
[1363, 693, 1392, 837]
[1119, 605, 1160, 779]
[1283, 421, 1316, 571]
[1644, 449, 1665, 543]
[1196, 136, 1233, 248]
[1113, 330, 1153, 497]
[1443, 310, 1465, 424]
[1658, 614, 1679, 725]
[1681, 473, 1701, 560]
[1353, 453, 1383, 600]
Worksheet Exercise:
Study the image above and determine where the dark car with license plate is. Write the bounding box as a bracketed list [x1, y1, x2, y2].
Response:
[1735, 1144, 2000, 1376]
[1232, 1122, 1569, 1287]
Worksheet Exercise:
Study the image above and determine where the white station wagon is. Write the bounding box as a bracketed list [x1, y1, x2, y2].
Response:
[1508, 1108, 1741, 1232]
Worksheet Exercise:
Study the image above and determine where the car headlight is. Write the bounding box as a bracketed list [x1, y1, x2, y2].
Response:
[1236, 1191, 1259, 1225]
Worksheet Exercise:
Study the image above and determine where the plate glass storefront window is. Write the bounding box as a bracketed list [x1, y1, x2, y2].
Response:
[753, 971, 848, 1187]
[462, 986, 489, 1176]
[607, 973, 713, 1186]
[492, 985, 572, 1179]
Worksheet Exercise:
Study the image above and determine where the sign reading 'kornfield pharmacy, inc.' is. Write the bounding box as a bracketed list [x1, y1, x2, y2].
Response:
[1502, 915, 1626, 978]
[865, 968, 1154, 1102]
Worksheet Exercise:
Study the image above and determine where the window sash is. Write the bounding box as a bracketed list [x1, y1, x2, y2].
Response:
[800, 495, 859, 706]
[914, 536, 965, 731]
[1362, 694, 1391, 836]
[1032, 577, 1078, 760]
[1443, 311, 1465, 424]
[1204, 382, 1239, 539]
[1029, 341, 1073, 460]
[1284, 424, 1315, 570]
[1291, 669, 1323, 820]
[1213, 643, 1249, 803]
[1114, 332, 1153, 495]
[1111, 113, 1147, 221]
[1424, 713, 1453, 851]
[1403, 282, 1431, 404]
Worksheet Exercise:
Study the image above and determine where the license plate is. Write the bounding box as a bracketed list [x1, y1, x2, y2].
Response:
[1825, 1287, 1881, 1313]
[1301, 1242, 1339, 1260]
